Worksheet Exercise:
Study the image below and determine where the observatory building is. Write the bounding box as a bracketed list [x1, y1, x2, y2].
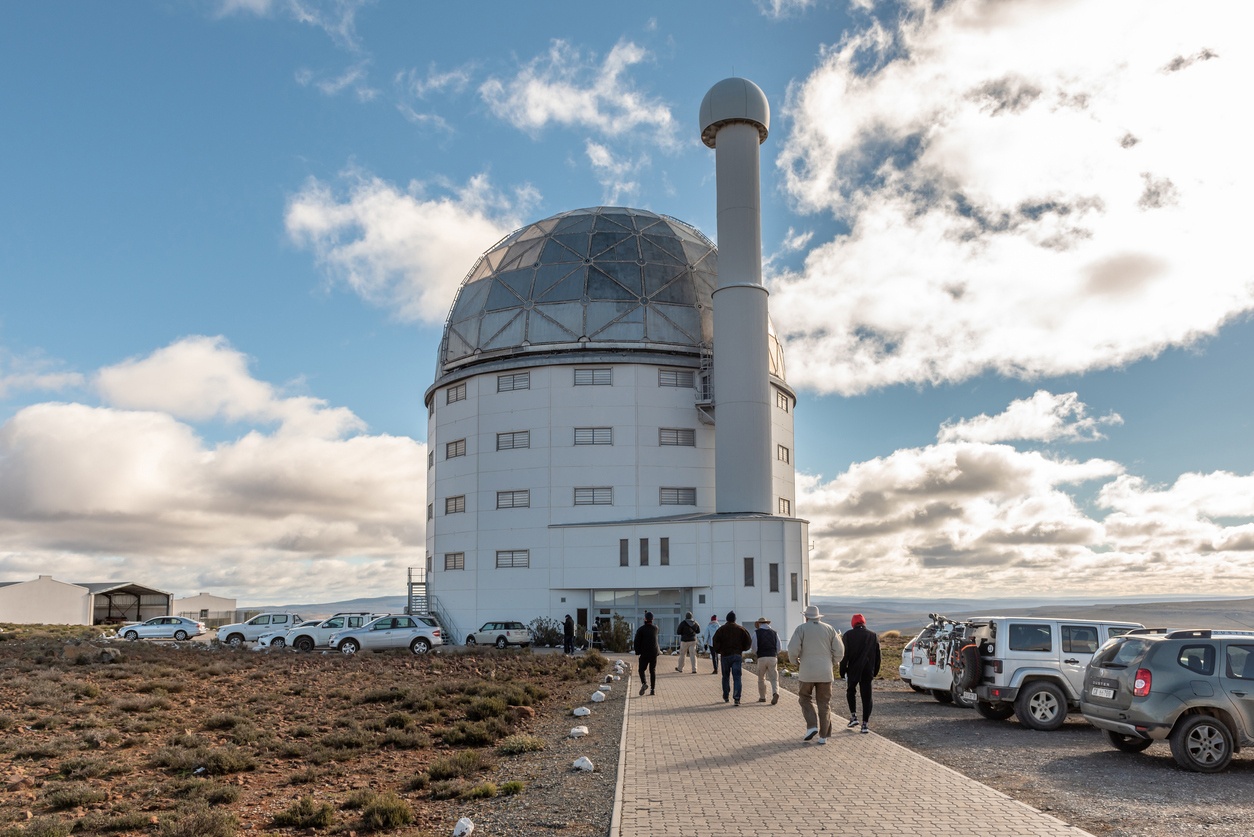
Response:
[422, 79, 810, 644]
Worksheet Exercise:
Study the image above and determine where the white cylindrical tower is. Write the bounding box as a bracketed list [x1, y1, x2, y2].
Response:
[700, 77, 772, 514]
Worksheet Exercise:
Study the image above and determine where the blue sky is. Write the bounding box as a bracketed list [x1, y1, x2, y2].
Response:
[1, 0, 1250, 605]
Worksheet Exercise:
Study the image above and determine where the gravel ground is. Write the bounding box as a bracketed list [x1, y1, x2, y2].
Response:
[866, 680, 1254, 837]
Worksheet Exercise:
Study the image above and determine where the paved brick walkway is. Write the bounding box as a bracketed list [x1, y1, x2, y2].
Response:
[613, 662, 1092, 837]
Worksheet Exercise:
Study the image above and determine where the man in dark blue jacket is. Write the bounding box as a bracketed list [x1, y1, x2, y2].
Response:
[751, 617, 781, 704]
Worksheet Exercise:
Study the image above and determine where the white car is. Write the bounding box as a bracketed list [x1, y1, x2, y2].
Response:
[329, 615, 442, 655]
[256, 620, 321, 649]
[119, 616, 207, 642]
[465, 621, 532, 649]
[216, 612, 305, 647]
[284, 612, 389, 652]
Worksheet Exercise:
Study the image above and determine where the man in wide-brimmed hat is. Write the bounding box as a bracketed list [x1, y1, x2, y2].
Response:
[751, 616, 781, 705]
[787, 604, 844, 744]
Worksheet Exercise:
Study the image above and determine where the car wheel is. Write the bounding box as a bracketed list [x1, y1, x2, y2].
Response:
[339, 639, 360, 655]
[932, 689, 954, 704]
[466, 636, 477, 646]
[1169, 715, 1233, 772]
[270, 637, 285, 649]
[1015, 681, 1068, 730]
[410, 638, 431, 655]
[951, 687, 977, 708]
[1106, 730, 1153, 753]
[173, 630, 188, 641]
[294, 637, 314, 652]
[225, 633, 245, 648]
[495, 637, 509, 649]
[124, 630, 139, 641]
[975, 700, 1015, 721]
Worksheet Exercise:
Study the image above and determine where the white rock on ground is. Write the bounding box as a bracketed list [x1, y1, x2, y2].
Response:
[590, 691, 606, 703]
[572, 756, 594, 771]
[453, 817, 475, 836]
[597, 684, 611, 692]
[572, 707, 591, 716]
[570, 725, 589, 738]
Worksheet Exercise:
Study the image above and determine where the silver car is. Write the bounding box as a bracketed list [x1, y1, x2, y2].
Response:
[329, 615, 442, 655]
[119, 616, 206, 641]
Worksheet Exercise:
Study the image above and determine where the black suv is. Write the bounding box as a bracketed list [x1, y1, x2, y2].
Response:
[1080, 629, 1254, 772]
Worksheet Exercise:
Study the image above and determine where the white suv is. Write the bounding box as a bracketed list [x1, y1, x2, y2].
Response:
[284, 612, 389, 652]
[907, 615, 985, 707]
[970, 616, 1143, 730]
[216, 612, 305, 647]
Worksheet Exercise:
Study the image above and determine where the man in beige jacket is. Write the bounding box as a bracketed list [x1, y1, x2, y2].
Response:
[786, 604, 845, 745]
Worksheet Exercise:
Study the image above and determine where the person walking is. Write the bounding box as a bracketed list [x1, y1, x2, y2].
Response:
[751, 617, 781, 704]
[787, 604, 844, 745]
[675, 611, 701, 673]
[840, 613, 881, 734]
[634, 611, 661, 696]
[563, 614, 576, 655]
[702, 614, 720, 674]
[711, 611, 752, 706]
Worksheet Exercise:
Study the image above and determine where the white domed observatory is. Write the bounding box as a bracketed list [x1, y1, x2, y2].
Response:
[422, 79, 811, 644]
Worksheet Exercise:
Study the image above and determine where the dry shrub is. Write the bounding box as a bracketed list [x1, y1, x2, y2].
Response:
[358, 791, 413, 832]
[43, 781, 107, 810]
[497, 734, 545, 755]
[428, 749, 495, 781]
[156, 802, 237, 837]
[271, 796, 335, 829]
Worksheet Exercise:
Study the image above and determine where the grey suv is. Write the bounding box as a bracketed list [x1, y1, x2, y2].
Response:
[1081, 629, 1254, 772]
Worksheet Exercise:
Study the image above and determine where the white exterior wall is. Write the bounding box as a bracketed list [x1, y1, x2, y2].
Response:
[0, 576, 92, 625]
[771, 382, 797, 516]
[173, 593, 237, 617]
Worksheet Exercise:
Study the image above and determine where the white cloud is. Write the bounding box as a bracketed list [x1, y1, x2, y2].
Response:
[0, 337, 426, 604]
[0, 350, 84, 399]
[296, 61, 378, 102]
[801, 394, 1254, 597]
[397, 64, 473, 99]
[585, 141, 649, 205]
[479, 39, 677, 145]
[285, 170, 538, 324]
[218, 0, 368, 51]
[938, 390, 1122, 444]
[773, 0, 1254, 395]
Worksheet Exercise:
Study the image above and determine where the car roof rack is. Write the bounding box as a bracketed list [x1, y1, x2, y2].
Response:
[1164, 629, 1254, 639]
[1127, 627, 1171, 635]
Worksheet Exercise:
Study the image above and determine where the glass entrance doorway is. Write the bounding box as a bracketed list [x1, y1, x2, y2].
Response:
[591, 588, 691, 651]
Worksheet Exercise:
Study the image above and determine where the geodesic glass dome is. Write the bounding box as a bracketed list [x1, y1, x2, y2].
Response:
[438, 206, 785, 381]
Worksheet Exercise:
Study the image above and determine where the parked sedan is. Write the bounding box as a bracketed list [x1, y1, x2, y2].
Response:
[119, 616, 207, 641]
[465, 621, 532, 649]
[328, 615, 442, 655]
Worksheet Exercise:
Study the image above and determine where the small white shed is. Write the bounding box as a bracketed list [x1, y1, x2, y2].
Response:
[0, 576, 92, 625]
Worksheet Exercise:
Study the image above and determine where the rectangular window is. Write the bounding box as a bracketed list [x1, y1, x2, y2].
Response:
[497, 490, 530, 509]
[660, 537, 669, 566]
[658, 369, 694, 388]
[445, 495, 466, 515]
[659, 428, 696, 446]
[428, 401, 435, 417]
[447, 438, 466, 458]
[777, 444, 790, 464]
[426, 503, 433, 520]
[769, 562, 780, 593]
[1061, 625, 1100, 655]
[428, 450, 434, 469]
[1227, 645, 1254, 680]
[775, 388, 789, 412]
[574, 367, 612, 386]
[1176, 644, 1217, 676]
[495, 549, 529, 569]
[1008, 624, 1052, 653]
[574, 487, 613, 505]
[619, 539, 629, 567]
[660, 487, 697, 506]
[497, 372, 530, 392]
[497, 430, 530, 450]
[447, 382, 466, 404]
[778, 497, 791, 516]
[640, 538, 649, 566]
[790, 572, 799, 602]
[443, 552, 465, 571]
[743, 556, 755, 587]
[574, 427, 613, 445]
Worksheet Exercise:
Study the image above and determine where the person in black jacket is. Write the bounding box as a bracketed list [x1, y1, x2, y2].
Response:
[840, 613, 881, 733]
[563, 614, 576, 655]
[675, 611, 701, 673]
[634, 611, 661, 696]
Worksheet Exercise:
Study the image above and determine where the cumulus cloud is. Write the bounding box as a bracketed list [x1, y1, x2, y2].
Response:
[0, 337, 426, 604]
[585, 141, 649, 205]
[772, 0, 1254, 395]
[801, 395, 1254, 597]
[938, 390, 1122, 444]
[479, 39, 677, 144]
[285, 170, 538, 323]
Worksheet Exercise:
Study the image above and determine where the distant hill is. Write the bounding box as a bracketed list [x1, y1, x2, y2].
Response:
[242, 596, 408, 620]
[810, 595, 1254, 634]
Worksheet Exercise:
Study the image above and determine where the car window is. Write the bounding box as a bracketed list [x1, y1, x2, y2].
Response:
[1107, 626, 1135, 639]
[1226, 644, 1254, 680]
[371, 620, 389, 630]
[1009, 623, 1052, 652]
[324, 617, 344, 629]
[1177, 644, 1216, 676]
[395, 617, 416, 628]
[1062, 625, 1099, 654]
[250, 615, 270, 626]
[274, 615, 289, 625]
[506, 622, 525, 630]
[1092, 638, 1150, 668]
[346, 617, 362, 628]
[417, 617, 437, 627]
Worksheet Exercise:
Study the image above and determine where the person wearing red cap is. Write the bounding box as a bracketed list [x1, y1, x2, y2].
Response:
[840, 613, 881, 734]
